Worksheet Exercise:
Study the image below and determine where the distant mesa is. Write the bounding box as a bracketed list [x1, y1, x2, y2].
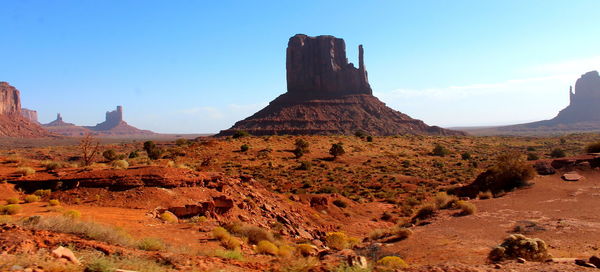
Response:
[21, 108, 39, 123]
[468, 71, 600, 135]
[218, 34, 464, 136]
[44, 106, 155, 137]
[0, 82, 53, 137]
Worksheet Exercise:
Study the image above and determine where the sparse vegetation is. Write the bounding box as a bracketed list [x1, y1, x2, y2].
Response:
[256, 240, 279, 255]
[6, 197, 19, 204]
[489, 234, 551, 262]
[325, 231, 354, 250]
[15, 167, 35, 176]
[24, 194, 41, 203]
[102, 149, 118, 161]
[160, 211, 178, 223]
[456, 200, 476, 215]
[111, 159, 129, 169]
[137, 237, 165, 251]
[79, 133, 101, 166]
[64, 209, 82, 219]
[0, 204, 22, 215]
[143, 141, 163, 160]
[240, 144, 250, 152]
[432, 144, 449, 157]
[377, 256, 408, 269]
[48, 199, 60, 206]
[329, 142, 345, 159]
[412, 203, 437, 222]
[550, 148, 566, 158]
[477, 190, 493, 200]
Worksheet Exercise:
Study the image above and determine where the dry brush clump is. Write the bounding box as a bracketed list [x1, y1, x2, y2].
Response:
[377, 256, 408, 269]
[488, 234, 551, 262]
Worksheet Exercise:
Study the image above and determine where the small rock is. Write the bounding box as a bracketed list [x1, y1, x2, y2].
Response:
[347, 255, 368, 269]
[575, 259, 597, 268]
[51, 246, 80, 265]
[517, 257, 526, 263]
[10, 265, 24, 271]
[24, 269, 33, 272]
[494, 264, 502, 269]
[562, 172, 583, 181]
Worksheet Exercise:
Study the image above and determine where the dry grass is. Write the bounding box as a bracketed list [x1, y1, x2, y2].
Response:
[256, 240, 278, 255]
[15, 167, 35, 176]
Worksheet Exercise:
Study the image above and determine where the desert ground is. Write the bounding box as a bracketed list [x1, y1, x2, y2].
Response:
[1, 133, 600, 271]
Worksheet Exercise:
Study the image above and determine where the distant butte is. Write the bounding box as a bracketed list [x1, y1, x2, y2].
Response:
[218, 34, 464, 136]
[470, 71, 600, 135]
[44, 106, 155, 137]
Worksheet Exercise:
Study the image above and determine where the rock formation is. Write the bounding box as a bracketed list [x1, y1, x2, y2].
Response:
[218, 34, 464, 136]
[468, 71, 600, 135]
[44, 106, 155, 137]
[43, 113, 92, 136]
[21, 108, 39, 123]
[0, 82, 52, 137]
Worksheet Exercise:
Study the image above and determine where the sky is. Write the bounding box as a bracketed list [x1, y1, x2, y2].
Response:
[1, 0, 600, 133]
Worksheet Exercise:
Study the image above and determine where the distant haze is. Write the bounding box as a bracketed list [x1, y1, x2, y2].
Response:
[1, 1, 599, 133]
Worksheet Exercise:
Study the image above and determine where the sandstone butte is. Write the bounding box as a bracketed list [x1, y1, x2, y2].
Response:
[44, 106, 155, 137]
[218, 34, 465, 136]
[0, 82, 53, 137]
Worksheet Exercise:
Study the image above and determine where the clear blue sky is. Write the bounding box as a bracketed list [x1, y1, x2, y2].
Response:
[2, 0, 600, 133]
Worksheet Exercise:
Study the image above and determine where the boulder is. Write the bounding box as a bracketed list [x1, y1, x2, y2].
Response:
[562, 172, 583, 181]
[51, 246, 80, 265]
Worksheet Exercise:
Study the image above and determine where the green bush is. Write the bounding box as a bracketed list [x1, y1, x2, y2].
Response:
[240, 144, 250, 152]
[6, 198, 19, 204]
[34, 189, 51, 197]
[461, 152, 471, 160]
[325, 232, 350, 250]
[64, 210, 82, 219]
[432, 144, 449, 157]
[48, 199, 60, 206]
[489, 234, 550, 262]
[0, 204, 22, 215]
[160, 211, 178, 223]
[329, 143, 345, 159]
[377, 256, 408, 269]
[143, 141, 163, 160]
[366, 135, 374, 142]
[128, 150, 139, 159]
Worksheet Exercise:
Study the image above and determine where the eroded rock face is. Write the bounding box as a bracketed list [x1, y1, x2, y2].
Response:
[0, 82, 21, 115]
[287, 34, 371, 96]
[90, 106, 124, 131]
[0, 82, 51, 137]
[553, 71, 600, 123]
[218, 34, 464, 136]
[21, 108, 38, 123]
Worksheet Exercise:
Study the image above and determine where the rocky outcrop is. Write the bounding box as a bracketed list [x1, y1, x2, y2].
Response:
[286, 34, 371, 96]
[84, 106, 155, 136]
[0, 82, 52, 137]
[43, 113, 92, 136]
[476, 71, 600, 135]
[21, 109, 38, 123]
[218, 34, 464, 136]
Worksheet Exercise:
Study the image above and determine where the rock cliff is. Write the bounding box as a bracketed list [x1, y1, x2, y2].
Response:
[0, 82, 52, 137]
[21, 108, 38, 123]
[218, 34, 464, 136]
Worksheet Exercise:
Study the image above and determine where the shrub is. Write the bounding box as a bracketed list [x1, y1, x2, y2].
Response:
[325, 232, 350, 250]
[232, 130, 250, 138]
[278, 244, 294, 258]
[329, 143, 345, 159]
[550, 149, 566, 158]
[34, 189, 52, 197]
[48, 199, 60, 206]
[488, 234, 550, 262]
[434, 192, 457, 209]
[377, 256, 408, 269]
[456, 200, 476, 215]
[175, 138, 189, 146]
[1, 204, 22, 215]
[128, 150, 139, 159]
[212, 227, 230, 240]
[24, 194, 41, 203]
[6, 198, 19, 204]
[411, 203, 436, 222]
[43, 161, 63, 171]
[477, 191, 493, 200]
[224, 222, 275, 244]
[240, 144, 250, 152]
[527, 153, 539, 161]
[256, 240, 278, 255]
[333, 199, 348, 208]
[189, 215, 207, 223]
[22, 215, 133, 246]
[112, 160, 129, 169]
[214, 249, 244, 260]
[102, 149, 118, 161]
[64, 209, 82, 219]
[160, 211, 178, 223]
[432, 144, 449, 157]
[294, 139, 310, 153]
[461, 152, 471, 160]
[586, 142, 600, 153]
[221, 236, 241, 250]
[296, 243, 316, 257]
[137, 237, 165, 251]
[143, 141, 163, 160]
[15, 167, 35, 176]
[85, 257, 113, 272]
[366, 136, 374, 142]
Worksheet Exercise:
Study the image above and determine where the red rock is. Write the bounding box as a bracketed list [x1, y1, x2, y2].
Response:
[51, 246, 80, 265]
[0, 82, 53, 137]
[218, 34, 464, 137]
